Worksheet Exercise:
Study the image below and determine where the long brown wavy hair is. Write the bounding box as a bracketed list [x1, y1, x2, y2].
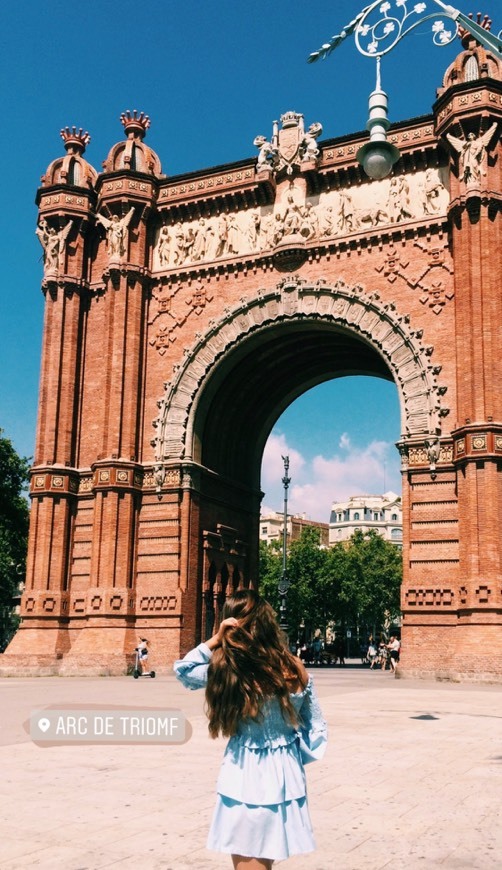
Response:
[205, 589, 307, 738]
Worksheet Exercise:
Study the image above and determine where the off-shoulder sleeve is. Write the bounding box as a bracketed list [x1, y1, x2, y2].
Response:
[297, 677, 328, 764]
[173, 642, 212, 690]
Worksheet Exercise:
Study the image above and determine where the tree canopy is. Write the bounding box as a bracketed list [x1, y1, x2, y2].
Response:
[0, 431, 30, 647]
[259, 525, 402, 644]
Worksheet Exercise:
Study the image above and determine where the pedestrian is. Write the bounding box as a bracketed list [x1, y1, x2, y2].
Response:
[368, 641, 378, 669]
[334, 636, 345, 666]
[378, 640, 388, 670]
[387, 635, 401, 672]
[173, 588, 327, 869]
[136, 637, 150, 674]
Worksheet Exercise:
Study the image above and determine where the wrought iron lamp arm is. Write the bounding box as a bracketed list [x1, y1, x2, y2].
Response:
[435, 1, 502, 57]
[308, 1, 501, 63]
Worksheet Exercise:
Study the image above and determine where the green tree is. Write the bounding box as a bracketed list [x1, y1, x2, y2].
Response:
[320, 541, 351, 629]
[341, 529, 402, 635]
[0, 431, 30, 647]
[258, 539, 282, 611]
[286, 526, 329, 641]
[259, 527, 332, 642]
[258, 525, 402, 648]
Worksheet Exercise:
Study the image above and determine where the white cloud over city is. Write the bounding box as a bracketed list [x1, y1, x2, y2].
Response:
[261, 431, 401, 522]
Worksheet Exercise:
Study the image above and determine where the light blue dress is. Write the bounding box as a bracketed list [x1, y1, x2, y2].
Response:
[174, 642, 327, 861]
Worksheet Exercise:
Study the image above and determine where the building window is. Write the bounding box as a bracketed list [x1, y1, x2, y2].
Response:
[391, 528, 403, 540]
[373, 513, 379, 521]
[464, 54, 479, 82]
[391, 514, 398, 521]
[354, 512, 360, 520]
[261, 527, 267, 535]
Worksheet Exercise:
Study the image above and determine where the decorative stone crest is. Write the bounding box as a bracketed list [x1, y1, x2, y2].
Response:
[254, 112, 323, 176]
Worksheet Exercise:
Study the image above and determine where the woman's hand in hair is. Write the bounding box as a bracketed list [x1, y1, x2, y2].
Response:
[206, 617, 240, 650]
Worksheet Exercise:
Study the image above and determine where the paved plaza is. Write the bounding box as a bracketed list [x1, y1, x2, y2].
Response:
[1, 664, 501, 869]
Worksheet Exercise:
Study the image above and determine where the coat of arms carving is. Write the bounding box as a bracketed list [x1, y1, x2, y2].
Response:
[254, 111, 323, 175]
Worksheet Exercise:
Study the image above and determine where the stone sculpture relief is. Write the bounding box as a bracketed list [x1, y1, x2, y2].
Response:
[36, 218, 73, 276]
[96, 207, 135, 259]
[446, 123, 497, 185]
[153, 168, 449, 272]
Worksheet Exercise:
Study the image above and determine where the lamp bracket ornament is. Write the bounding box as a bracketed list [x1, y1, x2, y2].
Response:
[306, 0, 502, 178]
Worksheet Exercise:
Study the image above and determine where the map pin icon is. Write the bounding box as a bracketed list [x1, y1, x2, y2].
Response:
[38, 717, 50, 733]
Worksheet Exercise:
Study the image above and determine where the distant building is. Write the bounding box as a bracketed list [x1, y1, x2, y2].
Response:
[260, 512, 330, 548]
[329, 491, 403, 547]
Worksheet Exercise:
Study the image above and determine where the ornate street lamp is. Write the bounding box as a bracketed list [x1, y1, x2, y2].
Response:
[278, 455, 291, 635]
[308, 1, 502, 179]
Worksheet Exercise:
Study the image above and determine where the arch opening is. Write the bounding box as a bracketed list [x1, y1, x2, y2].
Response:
[194, 322, 395, 491]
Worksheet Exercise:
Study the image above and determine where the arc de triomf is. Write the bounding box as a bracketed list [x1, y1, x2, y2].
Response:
[4, 34, 501, 680]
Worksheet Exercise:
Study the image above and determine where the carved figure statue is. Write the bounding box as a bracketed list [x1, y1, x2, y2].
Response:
[215, 214, 229, 258]
[172, 222, 186, 265]
[242, 210, 260, 251]
[425, 438, 441, 478]
[337, 190, 355, 233]
[157, 225, 171, 267]
[299, 203, 319, 240]
[282, 194, 302, 236]
[204, 220, 218, 261]
[319, 205, 335, 237]
[272, 212, 285, 246]
[423, 169, 444, 214]
[192, 218, 207, 262]
[260, 212, 275, 250]
[96, 207, 135, 258]
[183, 226, 195, 262]
[226, 214, 241, 255]
[301, 122, 323, 162]
[388, 177, 413, 223]
[253, 135, 278, 172]
[36, 218, 73, 273]
[446, 124, 497, 185]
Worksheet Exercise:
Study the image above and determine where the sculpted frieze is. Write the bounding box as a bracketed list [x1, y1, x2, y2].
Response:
[152, 168, 449, 273]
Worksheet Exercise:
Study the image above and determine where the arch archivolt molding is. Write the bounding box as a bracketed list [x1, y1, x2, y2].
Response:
[152, 277, 449, 464]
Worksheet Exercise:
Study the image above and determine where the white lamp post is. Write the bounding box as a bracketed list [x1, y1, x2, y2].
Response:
[308, 0, 501, 179]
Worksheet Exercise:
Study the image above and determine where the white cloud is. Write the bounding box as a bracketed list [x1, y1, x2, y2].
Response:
[339, 432, 351, 450]
[261, 433, 401, 522]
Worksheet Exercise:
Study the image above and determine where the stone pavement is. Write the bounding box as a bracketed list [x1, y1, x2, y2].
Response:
[1, 663, 501, 869]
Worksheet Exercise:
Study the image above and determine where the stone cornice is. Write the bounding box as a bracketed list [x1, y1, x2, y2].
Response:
[451, 423, 502, 463]
[36, 184, 97, 214]
[95, 169, 159, 198]
[434, 76, 502, 136]
[158, 163, 274, 216]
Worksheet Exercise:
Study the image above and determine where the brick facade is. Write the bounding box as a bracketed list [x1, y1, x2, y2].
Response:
[2, 42, 501, 680]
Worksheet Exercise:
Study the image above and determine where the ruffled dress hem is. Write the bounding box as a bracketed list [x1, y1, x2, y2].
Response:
[207, 793, 316, 861]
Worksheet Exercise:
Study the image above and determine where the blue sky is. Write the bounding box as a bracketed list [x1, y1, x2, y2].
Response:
[0, 1, 468, 520]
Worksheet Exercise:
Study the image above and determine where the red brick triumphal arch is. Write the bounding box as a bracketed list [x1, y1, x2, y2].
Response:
[3, 38, 502, 680]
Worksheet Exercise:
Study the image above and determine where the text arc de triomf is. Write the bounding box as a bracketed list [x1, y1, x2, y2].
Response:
[4, 35, 501, 681]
